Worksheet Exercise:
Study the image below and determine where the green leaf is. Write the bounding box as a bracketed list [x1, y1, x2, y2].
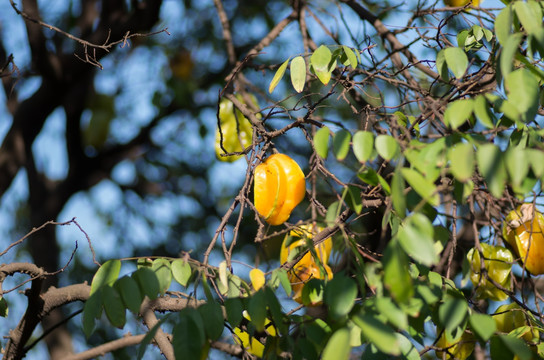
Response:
[301, 278, 325, 306]
[345, 185, 362, 215]
[152, 258, 172, 294]
[352, 131, 374, 163]
[448, 142, 475, 182]
[436, 49, 449, 80]
[325, 201, 341, 226]
[397, 213, 438, 267]
[290, 56, 306, 93]
[248, 289, 267, 332]
[527, 149, 544, 178]
[172, 311, 206, 360]
[0, 297, 8, 317]
[383, 240, 413, 303]
[505, 146, 529, 187]
[324, 275, 357, 318]
[333, 129, 351, 161]
[198, 301, 224, 341]
[115, 276, 143, 314]
[102, 285, 126, 328]
[375, 135, 399, 161]
[438, 295, 468, 335]
[505, 68, 539, 122]
[311, 45, 334, 85]
[171, 259, 192, 287]
[314, 126, 330, 159]
[224, 298, 243, 328]
[444, 99, 474, 130]
[137, 314, 171, 360]
[271, 268, 292, 296]
[477, 143, 507, 198]
[133, 267, 160, 300]
[342, 46, 358, 68]
[265, 286, 286, 335]
[514, 1, 542, 36]
[501, 33, 523, 77]
[90, 259, 121, 295]
[311, 45, 332, 72]
[474, 95, 495, 129]
[444, 47, 468, 79]
[469, 313, 496, 342]
[269, 58, 289, 93]
[322, 328, 351, 360]
[353, 312, 400, 355]
[400, 168, 439, 206]
[491, 334, 533, 360]
[357, 168, 391, 194]
[392, 168, 406, 217]
[495, 5, 513, 45]
[375, 297, 408, 330]
[397, 333, 421, 360]
[82, 290, 102, 338]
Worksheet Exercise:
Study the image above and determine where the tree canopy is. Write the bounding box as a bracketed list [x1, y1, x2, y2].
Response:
[1, 0, 544, 359]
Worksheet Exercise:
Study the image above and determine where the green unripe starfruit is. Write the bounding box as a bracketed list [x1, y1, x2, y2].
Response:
[467, 243, 513, 301]
[215, 94, 259, 162]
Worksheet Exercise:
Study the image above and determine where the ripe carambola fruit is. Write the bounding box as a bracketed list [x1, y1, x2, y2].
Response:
[494, 303, 539, 342]
[503, 203, 544, 275]
[215, 95, 259, 162]
[435, 329, 475, 360]
[280, 225, 333, 305]
[254, 154, 306, 225]
[466, 243, 513, 301]
[443, 0, 481, 6]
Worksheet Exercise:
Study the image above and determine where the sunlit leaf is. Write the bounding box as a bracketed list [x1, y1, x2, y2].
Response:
[397, 213, 438, 267]
[375, 135, 399, 161]
[269, 58, 289, 93]
[342, 46, 358, 68]
[352, 131, 374, 163]
[444, 47, 468, 79]
[249, 268, 265, 291]
[314, 126, 330, 159]
[333, 129, 351, 161]
[469, 313, 496, 342]
[152, 258, 172, 294]
[400, 168, 439, 206]
[444, 99, 474, 130]
[322, 327, 351, 360]
[290, 56, 306, 93]
[171, 259, 192, 287]
[448, 142, 475, 182]
[90, 259, 121, 295]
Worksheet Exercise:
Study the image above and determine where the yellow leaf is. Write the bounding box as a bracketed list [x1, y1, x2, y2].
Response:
[250, 269, 265, 291]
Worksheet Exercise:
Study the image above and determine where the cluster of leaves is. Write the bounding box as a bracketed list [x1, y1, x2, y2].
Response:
[7, 0, 544, 359]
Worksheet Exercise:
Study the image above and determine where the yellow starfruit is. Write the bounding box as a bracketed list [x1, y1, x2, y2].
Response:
[503, 203, 544, 275]
[280, 224, 333, 305]
[254, 154, 305, 225]
[435, 329, 475, 360]
[444, 0, 481, 6]
[467, 243, 513, 301]
[232, 310, 277, 358]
